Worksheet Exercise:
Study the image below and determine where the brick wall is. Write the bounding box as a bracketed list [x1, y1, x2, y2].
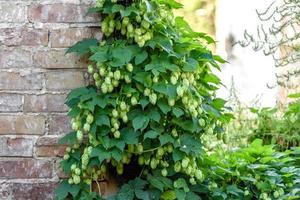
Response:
[0, 0, 101, 199]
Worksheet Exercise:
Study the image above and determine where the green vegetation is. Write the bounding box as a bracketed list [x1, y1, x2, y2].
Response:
[55, 1, 300, 199]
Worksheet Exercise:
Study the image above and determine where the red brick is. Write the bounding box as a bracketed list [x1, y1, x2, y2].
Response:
[0, 115, 46, 135]
[34, 49, 83, 69]
[0, 71, 43, 90]
[0, 3, 25, 23]
[28, 4, 99, 23]
[0, 48, 32, 68]
[12, 182, 57, 200]
[35, 136, 66, 157]
[0, 159, 53, 178]
[0, 28, 48, 46]
[0, 93, 23, 112]
[0, 137, 34, 157]
[45, 70, 85, 90]
[49, 114, 71, 135]
[50, 28, 92, 48]
[24, 94, 68, 112]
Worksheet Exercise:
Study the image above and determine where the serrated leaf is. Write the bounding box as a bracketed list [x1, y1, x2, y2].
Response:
[117, 184, 134, 200]
[157, 99, 171, 114]
[58, 131, 77, 145]
[144, 130, 159, 139]
[120, 128, 139, 144]
[152, 83, 177, 99]
[133, 115, 149, 131]
[111, 4, 124, 13]
[172, 107, 184, 117]
[148, 175, 165, 192]
[90, 146, 110, 163]
[180, 134, 203, 155]
[66, 38, 98, 56]
[182, 58, 197, 72]
[172, 148, 185, 162]
[159, 135, 174, 145]
[139, 98, 149, 109]
[96, 115, 110, 127]
[135, 51, 148, 65]
[133, 72, 152, 87]
[148, 108, 161, 122]
[120, 6, 139, 17]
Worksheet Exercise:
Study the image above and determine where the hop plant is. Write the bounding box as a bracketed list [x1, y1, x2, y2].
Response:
[57, 0, 230, 199]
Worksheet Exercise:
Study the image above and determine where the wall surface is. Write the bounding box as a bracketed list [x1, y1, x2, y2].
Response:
[0, 0, 101, 199]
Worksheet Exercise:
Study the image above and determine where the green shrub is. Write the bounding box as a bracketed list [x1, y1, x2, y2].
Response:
[200, 139, 300, 200]
[249, 94, 300, 150]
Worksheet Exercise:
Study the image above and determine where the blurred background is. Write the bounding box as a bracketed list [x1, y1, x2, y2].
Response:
[176, 0, 300, 149]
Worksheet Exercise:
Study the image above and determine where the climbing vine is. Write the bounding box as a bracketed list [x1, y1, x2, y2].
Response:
[55, 0, 230, 199]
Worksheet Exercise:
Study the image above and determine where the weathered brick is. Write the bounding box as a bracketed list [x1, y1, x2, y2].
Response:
[0, 71, 43, 90]
[0, 137, 34, 157]
[28, 4, 99, 23]
[49, 114, 71, 135]
[0, 115, 45, 135]
[12, 182, 57, 200]
[50, 28, 92, 48]
[24, 94, 68, 112]
[0, 28, 48, 46]
[0, 93, 23, 112]
[0, 159, 53, 178]
[0, 48, 32, 68]
[0, 181, 12, 200]
[35, 136, 66, 157]
[34, 49, 83, 69]
[46, 71, 85, 90]
[0, 3, 25, 23]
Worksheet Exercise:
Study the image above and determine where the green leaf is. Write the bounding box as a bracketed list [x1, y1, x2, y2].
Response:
[96, 115, 110, 127]
[120, 6, 139, 17]
[152, 83, 177, 99]
[117, 184, 134, 200]
[111, 4, 124, 13]
[135, 51, 148, 65]
[172, 148, 185, 162]
[58, 131, 77, 145]
[133, 72, 152, 87]
[148, 108, 161, 122]
[132, 115, 149, 131]
[120, 128, 139, 144]
[111, 148, 123, 161]
[110, 46, 133, 67]
[144, 130, 159, 139]
[55, 180, 81, 200]
[139, 98, 149, 109]
[159, 134, 174, 145]
[180, 134, 203, 155]
[172, 107, 184, 117]
[66, 38, 98, 56]
[182, 58, 198, 72]
[172, 118, 198, 133]
[148, 175, 165, 192]
[67, 87, 90, 101]
[157, 99, 171, 114]
[89, 47, 108, 63]
[90, 146, 110, 163]
[157, 0, 183, 9]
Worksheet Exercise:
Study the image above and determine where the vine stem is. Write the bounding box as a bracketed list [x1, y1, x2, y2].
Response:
[95, 179, 102, 196]
[124, 146, 160, 154]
